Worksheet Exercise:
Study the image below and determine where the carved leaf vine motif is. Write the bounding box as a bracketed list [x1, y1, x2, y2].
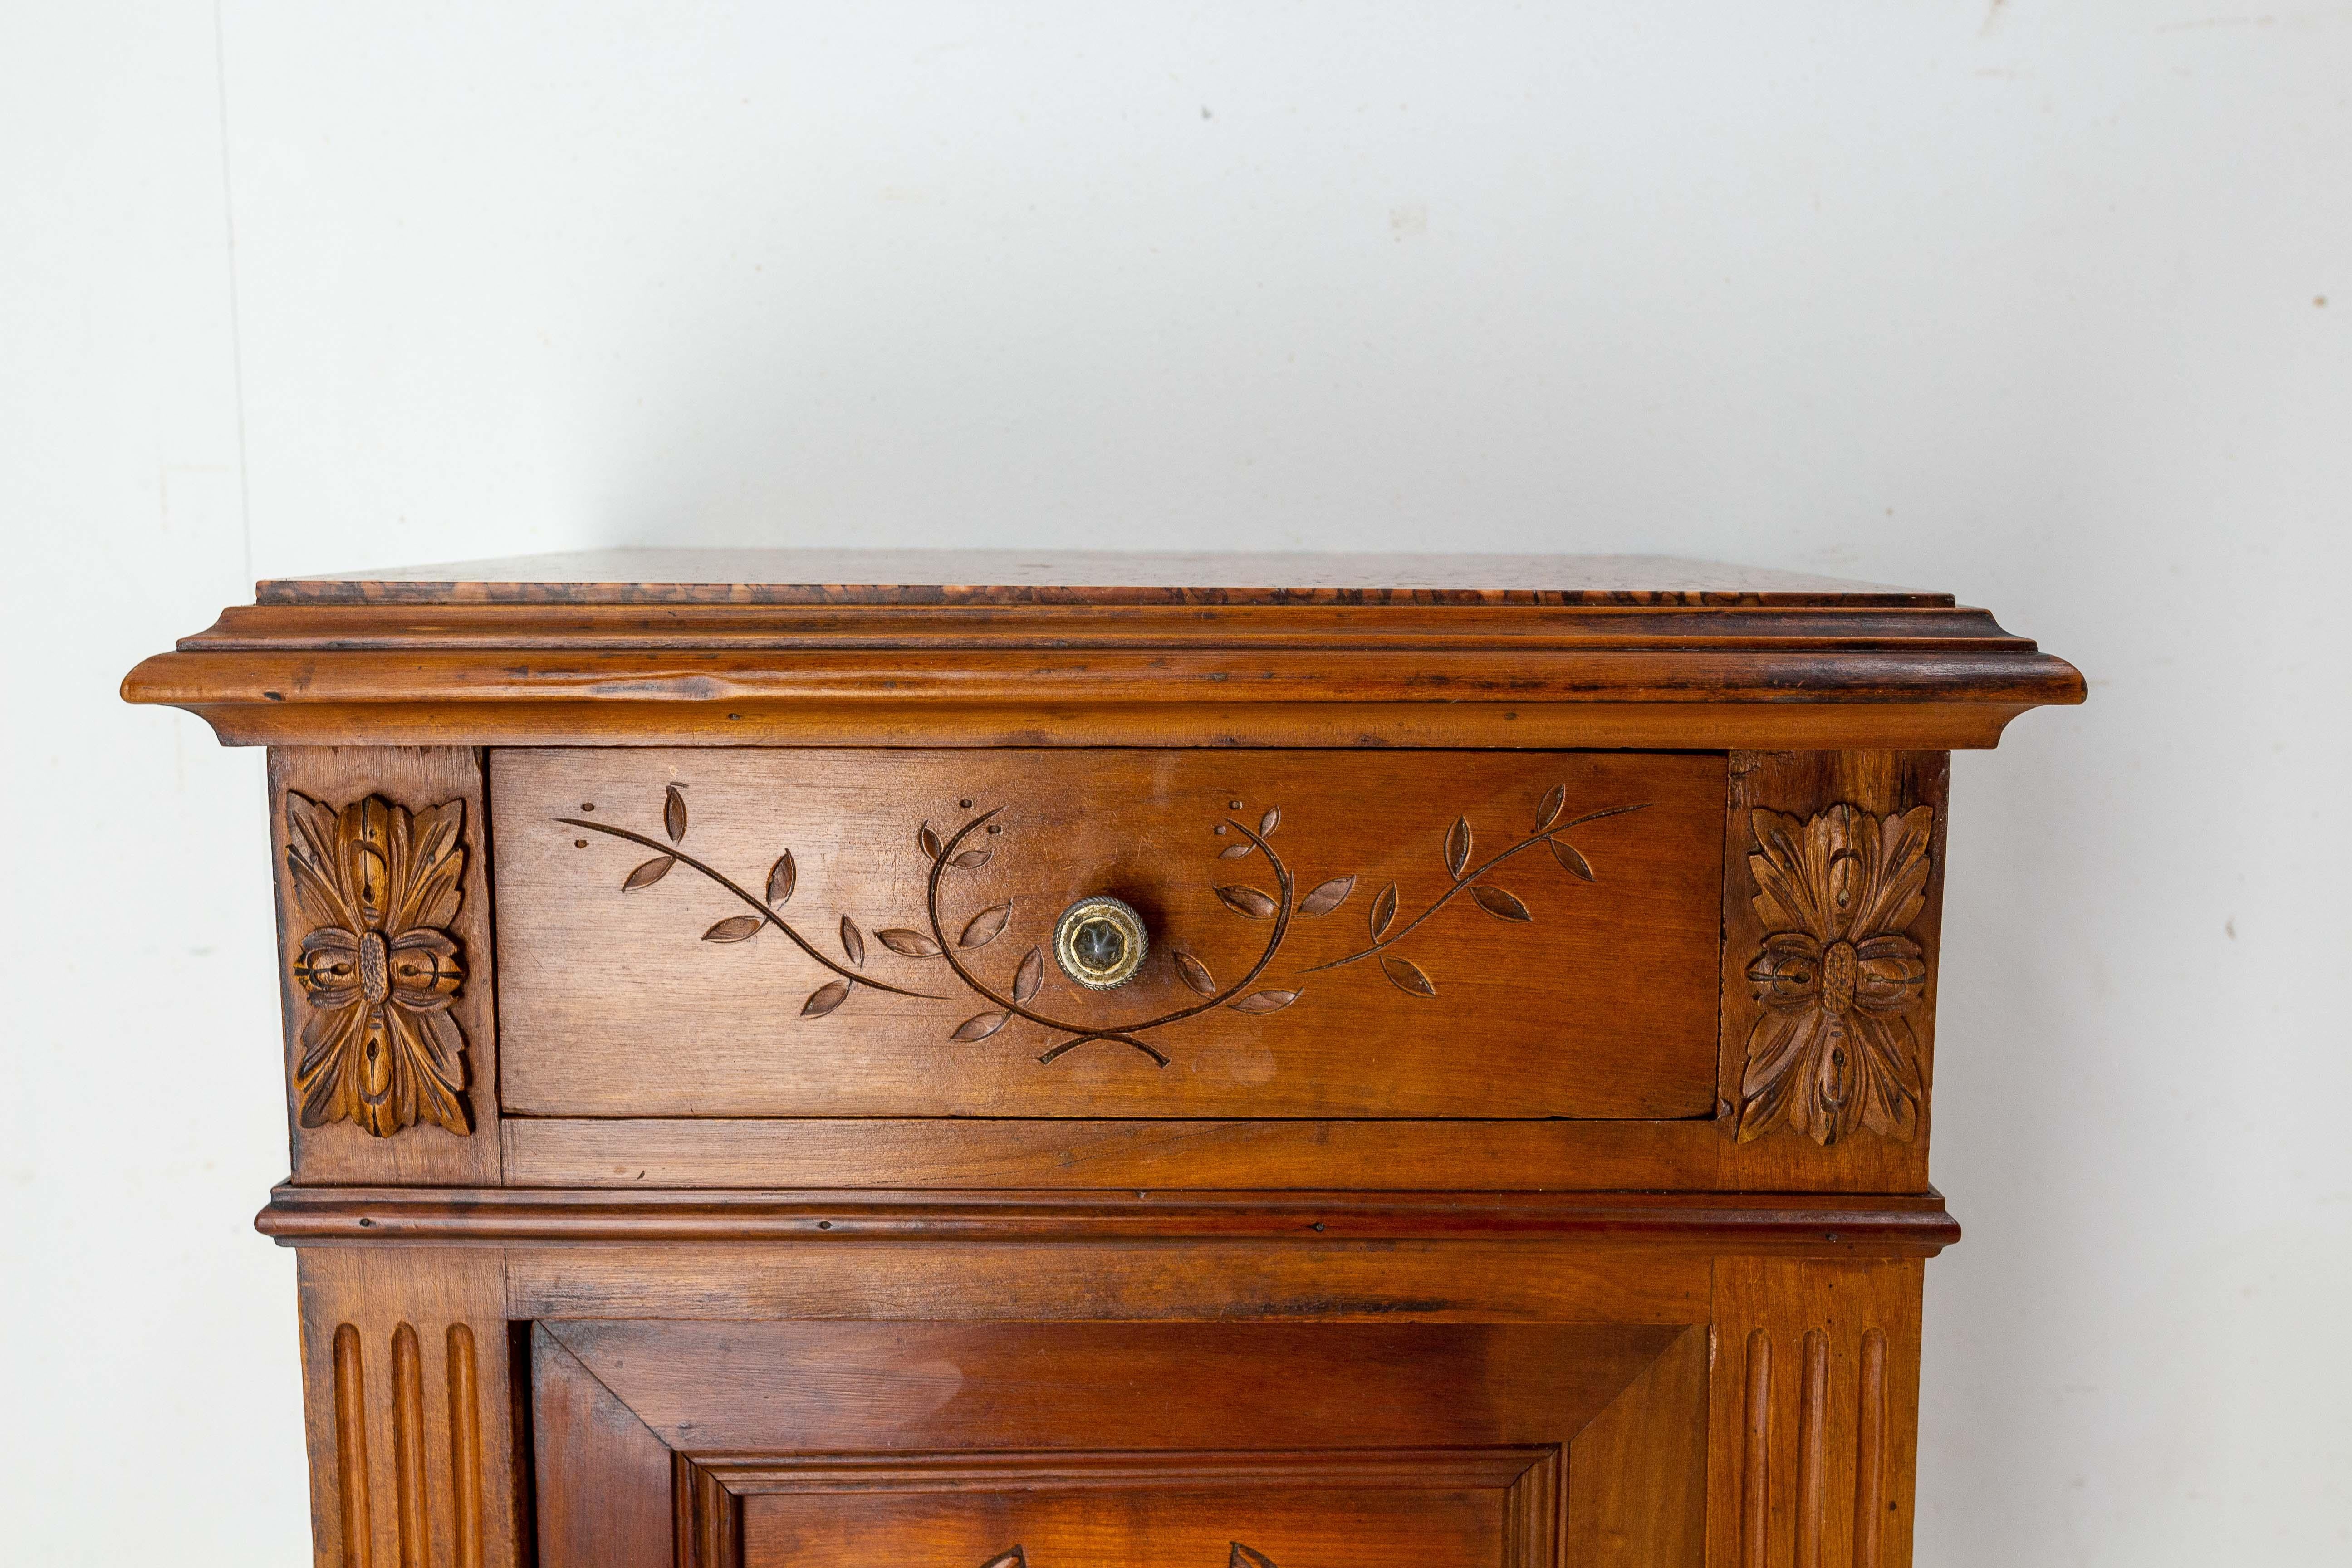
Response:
[284, 793, 470, 1137]
[560, 794, 945, 1024]
[1737, 804, 1935, 1147]
[1298, 797, 1650, 996]
[564, 784, 1648, 1071]
[927, 806, 1291, 1067]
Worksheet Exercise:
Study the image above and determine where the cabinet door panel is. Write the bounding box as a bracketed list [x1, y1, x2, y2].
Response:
[530, 1321, 1705, 1568]
[742, 1481, 1507, 1568]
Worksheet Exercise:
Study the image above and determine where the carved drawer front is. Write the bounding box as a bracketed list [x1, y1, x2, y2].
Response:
[492, 748, 1725, 1119]
[530, 1321, 1708, 1568]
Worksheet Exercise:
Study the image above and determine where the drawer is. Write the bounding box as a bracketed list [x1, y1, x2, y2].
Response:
[493, 748, 1726, 1120]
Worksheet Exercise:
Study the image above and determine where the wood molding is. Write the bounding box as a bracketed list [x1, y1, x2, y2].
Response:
[152, 695, 2062, 751]
[256, 1184, 1960, 1254]
[679, 1451, 1559, 1568]
[685, 1449, 1553, 1492]
[124, 598, 2084, 751]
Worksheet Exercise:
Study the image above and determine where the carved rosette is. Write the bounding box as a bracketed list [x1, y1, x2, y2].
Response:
[1737, 804, 1933, 1146]
[284, 792, 471, 1137]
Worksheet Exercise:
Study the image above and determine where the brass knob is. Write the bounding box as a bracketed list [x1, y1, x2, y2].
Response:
[1053, 896, 1148, 990]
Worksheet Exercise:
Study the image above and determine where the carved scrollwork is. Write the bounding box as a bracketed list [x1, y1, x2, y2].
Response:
[1737, 804, 1935, 1146]
[284, 793, 471, 1137]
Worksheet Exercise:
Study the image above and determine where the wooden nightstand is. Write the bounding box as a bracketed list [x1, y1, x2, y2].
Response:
[124, 549, 2082, 1568]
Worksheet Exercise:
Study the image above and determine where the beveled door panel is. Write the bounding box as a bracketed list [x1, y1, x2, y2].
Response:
[493, 748, 1725, 1118]
[730, 1456, 1539, 1568]
[529, 1321, 1706, 1568]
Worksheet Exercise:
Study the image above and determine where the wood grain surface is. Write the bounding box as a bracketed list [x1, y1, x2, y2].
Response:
[736, 1473, 1511, 1568]
[527, 1319, 1703, 1568]
[493, 747, 1724, 1119]
[255, 547, 1942, 605]
[504, 1238, 1711, 1325]
[1705, 1260, 1924, 1568]
[296, 1248, 525, 1568]
[496, 1112, 1934, 1193]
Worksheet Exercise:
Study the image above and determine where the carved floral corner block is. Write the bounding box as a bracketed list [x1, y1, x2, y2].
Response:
[1736, 803, 1934, 1147]
[283, 792, 472, 1137]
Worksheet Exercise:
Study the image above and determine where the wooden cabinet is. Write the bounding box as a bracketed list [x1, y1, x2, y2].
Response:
[124, 549, 2082, 1568]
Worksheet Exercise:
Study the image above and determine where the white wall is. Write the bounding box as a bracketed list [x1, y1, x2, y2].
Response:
[4, 3, 2345, 1562]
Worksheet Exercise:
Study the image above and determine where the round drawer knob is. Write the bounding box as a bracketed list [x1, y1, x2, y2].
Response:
[1053, 896, 1149, 990]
